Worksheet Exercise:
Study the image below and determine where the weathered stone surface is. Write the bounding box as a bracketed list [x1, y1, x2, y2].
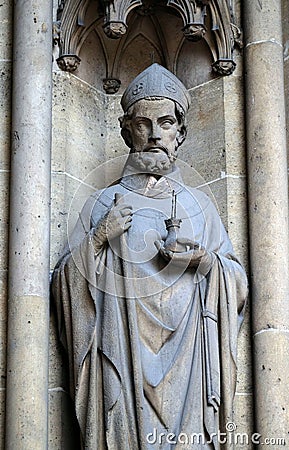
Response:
[0, 62, 11, 171]
[0, 172, 9, 272]
[75, 32, 106, 92]
[231, 0, 242, 34]
[226, 176, 248, 267]
[50, 173, 96, 268]
[223, 76, 246, 177]
[0, 171, 9, 218]
[52, 71, 107, 178]
[253, 331, 289, 444]
[180, 79, 226, 184]
[0, 3, 11, 445]
[197, 176, 247, 267]
[104, 95, 128, 159]
[0, 0, 12, 60]
[283, 0, 289, 168]
[233, 393, 254, 448]
[246, 43, 289, 333]
[6, 295, 49, 449]
[177, 39, 216, 87]
[50, 173, 67, 269]
[49, 390, 80, 450]
[282, 0, 289, 45]
[6, 0, 52, 447]
[0, 270, 7, 388]
[118, 34, 164, 90]
[285, 59, 289, 154]
[244, 0, 283, 45]
[236, 308, 253, 394]
[202, 178, 228, 227]
[0, 271, 7, 450]
[245, 0, 289, 444]
[49, 309, 67, 390]
[0, 388, 5, 450]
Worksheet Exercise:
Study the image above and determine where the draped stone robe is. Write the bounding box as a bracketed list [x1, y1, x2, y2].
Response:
[52, 167, 247, 450]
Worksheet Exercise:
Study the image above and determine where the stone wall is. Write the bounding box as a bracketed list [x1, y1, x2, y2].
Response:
[0, 0, 12, 447]
[283, 0, 289, 175]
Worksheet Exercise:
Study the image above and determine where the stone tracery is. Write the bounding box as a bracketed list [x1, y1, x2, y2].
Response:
[55, 0, 239, 85]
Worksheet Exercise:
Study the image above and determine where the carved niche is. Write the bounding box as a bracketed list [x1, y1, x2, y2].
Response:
[54, 0, 242, 91]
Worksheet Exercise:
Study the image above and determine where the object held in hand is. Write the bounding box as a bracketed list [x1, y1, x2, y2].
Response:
[163, 190, 186, 252]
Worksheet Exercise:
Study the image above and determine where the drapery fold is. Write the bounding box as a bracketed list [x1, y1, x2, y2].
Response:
[52, 173, 247, 449]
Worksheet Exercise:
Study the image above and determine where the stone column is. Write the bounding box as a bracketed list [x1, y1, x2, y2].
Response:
[5, 0, 52, 448]
[244, 0, 289, 444]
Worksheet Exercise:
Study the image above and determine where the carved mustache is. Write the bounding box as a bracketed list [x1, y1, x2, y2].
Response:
[143, 144, 169, 154]
[132, 144, 169, 155]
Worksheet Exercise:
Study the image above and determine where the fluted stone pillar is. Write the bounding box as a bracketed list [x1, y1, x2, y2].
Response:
[244, 0, 289, 444]
[5, 0, 52, 448]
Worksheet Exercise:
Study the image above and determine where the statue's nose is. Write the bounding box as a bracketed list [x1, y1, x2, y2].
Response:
[148, 123, 161, 142]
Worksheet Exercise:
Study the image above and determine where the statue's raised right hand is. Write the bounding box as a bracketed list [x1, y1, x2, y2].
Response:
[92, 193, 133, 252]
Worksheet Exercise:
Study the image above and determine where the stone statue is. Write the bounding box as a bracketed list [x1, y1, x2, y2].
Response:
[52, 64, 248, 449]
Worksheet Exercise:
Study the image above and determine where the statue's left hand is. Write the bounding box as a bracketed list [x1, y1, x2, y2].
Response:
[155, 239, 215, 275]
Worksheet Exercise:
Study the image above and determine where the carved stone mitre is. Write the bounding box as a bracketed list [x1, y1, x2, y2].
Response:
[121, 63, 191, 113]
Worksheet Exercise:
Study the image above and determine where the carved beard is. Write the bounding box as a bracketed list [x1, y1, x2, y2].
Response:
[129, 147, 175, 174]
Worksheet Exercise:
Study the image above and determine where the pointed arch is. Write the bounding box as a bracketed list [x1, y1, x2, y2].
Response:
[56, 0, 238, 78]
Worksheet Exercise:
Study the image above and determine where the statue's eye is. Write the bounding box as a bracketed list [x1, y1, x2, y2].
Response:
[160, 119, 175, 129]
[134, 120, 149, 131]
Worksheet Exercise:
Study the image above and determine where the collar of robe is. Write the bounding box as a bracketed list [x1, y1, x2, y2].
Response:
[120, 164, 185, 199]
